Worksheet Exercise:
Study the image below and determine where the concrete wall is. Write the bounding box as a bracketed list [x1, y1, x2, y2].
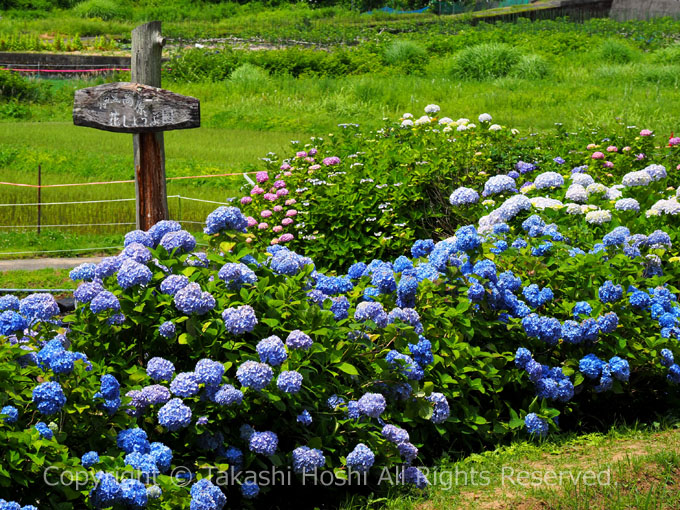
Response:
[610, 0, 680, 20]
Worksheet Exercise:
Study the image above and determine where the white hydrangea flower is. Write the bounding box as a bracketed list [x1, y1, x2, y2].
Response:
[455, 118, 470, 126]
[571, 173, 595, 187]
[565, 184, 588, 203]
[511, 128, 519, 135]
[442, 126, 452, 133]
[530, 197, 564, 210]
[585, 209, 612, 224]
[424, 104, 440, 114]
[467, 123, 477, 129]
[622, 170, 652, 187]
[415, 115, 431, 126]
[438, 117, 453, 125]
[644, 164, 667, 181]
[478, 113, 492, 123]
[566, 203, 585, 214]
[648, 198, 680, 215]
[605, 186, 623, 200]
[615, 198, 640, 211]
[489, 124, 502, 131]
[401, 119, 414, 127]
[586, 183, 608, 195]
[534, 171, 565, 190]
[457, 124, 468, 132]
[402, 113, 413, 119]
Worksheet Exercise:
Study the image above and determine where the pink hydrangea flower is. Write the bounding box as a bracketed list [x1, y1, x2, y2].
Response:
[640, 129, 653, 136]
[240, 196, 253, 205]
[273, 225, 283, 233]
[261, 210, 272, 218]
[285, 209, 297, 217]
[603, 161, 614, 168]
[591, 152, 605, 160]
[250, 186, 264, 195]
[276, 188, 289, 197]
[273, 205, 283, 212]
[606, 146, 617, 152]
[285, 199, 296, 206]
[304, 157, 315, 163]
[636, 153, 645, 160]
[279, 233, 294, 243]
[283, 171, 292, 177]
[273, 180, 286, 189]
[309, 148, 318, 156]
[270, 238, 279, 245]
[281, 218, 293, 226]
[245, 238, 252, 244]
[309, 164, 321, 171]
[669, 137, 680, 146]
[256, 171, 269, 183]
[246, 216, 257, 227]
[322, 156, 341, 166]
[263, 193, 277, 201]
[258, 222, 269, 230]
[280, 163, 292, 170]
[296, 151, 307, 158]
[587, 143, 597, 150]
[622, 146, 631, 152]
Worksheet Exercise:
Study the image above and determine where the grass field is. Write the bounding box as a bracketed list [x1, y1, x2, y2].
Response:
[344, 425, 680, 510]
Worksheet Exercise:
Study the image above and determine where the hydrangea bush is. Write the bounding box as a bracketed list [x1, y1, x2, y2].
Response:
[1, 108, 679, 508]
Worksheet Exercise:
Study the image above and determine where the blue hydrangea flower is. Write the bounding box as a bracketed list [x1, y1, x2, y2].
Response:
[668, 364, 680, 384]
[116, 259, 153, 290]
[141, 385, 171, 406]
[427, 392, 450, 423]
[401, 466, 429, 488]
[609, 356, 630, 382]
[195, 359, 225, 386]
[124, 229, 153, 248]
[449, 186, 480, 206]
[330, 296, 350, 320]
[204, 206, 248, 235]
[411, 239, 435, 258]
[160, 275, 190, 296]
[534, 171, 564, 189]
[393, 255, 413, 273]
[357, 393, 385, 418]
[572, 301, 592, 317]
[223, 446, 244, 467]
[170, 372, 200, 397]
[19, 293, 59, 322]
[454, 225, 481, 252]
[647, 229, 672, 247]
[214, 384, 243, 406]
[69, 262, 96, 282]
[35, 421, 53, 439]
[354, 302, 388, 328]
[241, 480, 260, 499]
[0, 310, 27, 336]
[0, 294, 20, 311]
[158, 399, 192, 431]
[89, 472, 122, 508]
[297, 409, 312, 426]
[292, 446, 325, 473]
[159, 230, 196, 254]
[269, 249, 309, 275]
[149, 442, 173, 473]
[189, 478, 226, 510]
[99, 374, 120, 400]
[579, 354, 604, 379]
[123, 242, 152, 264]
[483, 174, 516, 196]
[286, 330, 313, 350]
[398, 442, 418, 463]
[222, 305, 258, 334]
[514, 348, 533, 369]
[32, 381, 66, 416]
[660, 349, 674, 368]
[348, 262, 368, 279]
[598, 281, 623, 304]
[1, 405, 18, 423]
[117, 427, 150, 454]
[382, 424, 409, 444]
[249, 430, 278, 456]
[174, 283, 216, 315]
[147, 357, 175, 382]
[629, 290, 650, 309]
[256, 336, 287, 366]
[158, 321, 176, 339]
[236, 361, 273, 390]
[603, 226, 630, 247]
[119, 478, 147, 509]
[561, 320, 583, 344]
[147, 220, 181, 245]
[346, 443, 375, 473]
[90, 291, 120, 314]
[218, 262, 257, 289]
[81, 451, 99, 468]
[277, 371, 303, 393]
[525, 413, 548, 436]
[409, 336, 433, 367]
[74, 281, 104, 304]
[597, 312, 619, 334]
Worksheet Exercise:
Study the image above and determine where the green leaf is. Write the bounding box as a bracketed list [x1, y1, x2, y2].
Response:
[336, 362, 359, 376]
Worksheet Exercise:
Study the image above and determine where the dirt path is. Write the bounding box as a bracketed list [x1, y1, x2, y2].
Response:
[0, 257, 103, 272]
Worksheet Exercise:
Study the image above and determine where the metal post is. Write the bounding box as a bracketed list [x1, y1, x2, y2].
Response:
[37, 164, 41, 235]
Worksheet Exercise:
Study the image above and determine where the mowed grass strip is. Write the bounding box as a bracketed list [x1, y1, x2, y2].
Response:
[366, 427, 680, 510]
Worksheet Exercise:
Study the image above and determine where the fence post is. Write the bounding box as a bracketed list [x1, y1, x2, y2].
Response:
[177, 195, 182, 225]
[37, 164, 41, 235]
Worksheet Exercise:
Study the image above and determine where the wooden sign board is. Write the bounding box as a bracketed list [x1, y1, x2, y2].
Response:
[73, 82, 200, 134]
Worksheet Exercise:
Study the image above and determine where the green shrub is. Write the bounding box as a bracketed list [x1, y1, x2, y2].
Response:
[228, 63, 270, 90]
[383, 40, 428, 72]
[634, 64, 680, 88]
[512, 54, 550, 80]
[0, 70, 48, 102]
[72, 0, 131, 20]
[652, 44, 680, 65]
[598, 38, 638, 64]
[449, 43, 522, 81]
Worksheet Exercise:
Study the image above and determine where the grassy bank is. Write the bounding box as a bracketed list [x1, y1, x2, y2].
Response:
[348, 425, 680, 510]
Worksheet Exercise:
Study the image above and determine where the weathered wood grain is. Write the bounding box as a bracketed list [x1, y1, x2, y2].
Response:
[72, 82, 200, 134]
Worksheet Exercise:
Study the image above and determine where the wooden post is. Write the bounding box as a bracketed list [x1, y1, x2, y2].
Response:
[37, 164, 41, 235]
[131, 21, 168, 231]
